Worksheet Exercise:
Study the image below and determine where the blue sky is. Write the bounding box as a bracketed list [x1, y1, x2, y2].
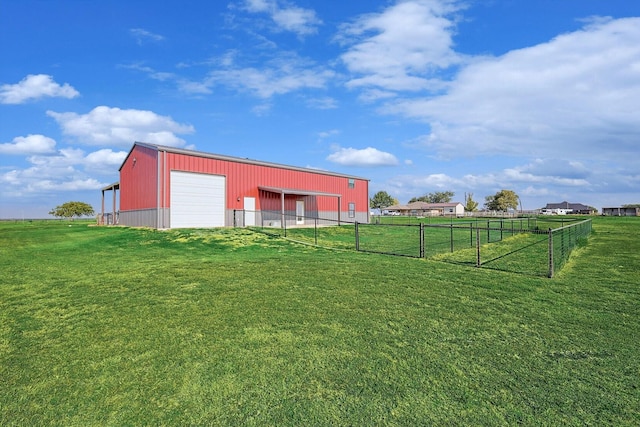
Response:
[1, 0, 639, 218]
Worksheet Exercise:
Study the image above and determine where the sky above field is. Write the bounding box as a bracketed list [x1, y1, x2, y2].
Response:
[1, 0, 639, 218]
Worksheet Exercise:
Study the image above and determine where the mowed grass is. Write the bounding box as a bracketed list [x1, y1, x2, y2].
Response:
[1, 218, 639, 425]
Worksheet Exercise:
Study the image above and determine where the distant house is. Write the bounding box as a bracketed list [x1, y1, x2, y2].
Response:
[384, 201, 464, 217]
[542, 201, 595, 215]
[602, 206, 640, 216]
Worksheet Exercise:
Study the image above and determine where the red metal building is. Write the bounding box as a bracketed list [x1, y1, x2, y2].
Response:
[103, 142, 370, 228]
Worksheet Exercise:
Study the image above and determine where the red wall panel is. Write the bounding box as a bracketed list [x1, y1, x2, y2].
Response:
[120, 145, 158, 210]
[121, 144, 369, 215]
[165, 151, 368, 212]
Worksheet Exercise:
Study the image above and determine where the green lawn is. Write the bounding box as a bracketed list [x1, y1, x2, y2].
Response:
[1, 217, 638, 425]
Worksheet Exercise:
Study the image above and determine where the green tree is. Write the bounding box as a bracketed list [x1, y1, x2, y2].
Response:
[484, 190, 519, 211]
[409, 191, 454, 204]
[49, 201, 95, 220]
[370, 191, 396, 213]
[464, 193, 478, 212]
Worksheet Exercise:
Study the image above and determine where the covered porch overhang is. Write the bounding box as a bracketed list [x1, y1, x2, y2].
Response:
[258, 186, 343, 227]
[100, 182, 119, 225]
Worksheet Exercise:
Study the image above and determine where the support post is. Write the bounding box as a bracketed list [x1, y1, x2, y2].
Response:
[112, 186, 117, 224]
[280, 191, 285, 232]
[101, 189, 105, 225]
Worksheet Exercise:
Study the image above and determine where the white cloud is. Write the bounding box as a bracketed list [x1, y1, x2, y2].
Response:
[47, 106, 195, 147]
[272, 6, 321, 35]
[0, 74, 79, 104]
[206, 54, 335, 98]
[318, 129, 340, 140]
[31, 178, 105, 192]
[123, 44, 333, 101]
[387, 172, 465, 193]
[384, 17, 640, 164]
[1, 147, 111, 197]
[0, 134, 56, 155]
[240, 0, 321, 36]
[307, 97, 338, 109]
[130, 28, 165, 45]
[178, 80, 213, 95]
[251, 102, 272, 116]
[244, 0, 271, 13]
[380, 155, 637, 209]
[27, 147, 85, 168]
[326, 146, 399, 167]
[338, 0, 463, 92]
[358, 88, 399, 103]
[85, 149, 128, 174]
[120, 63, 175, 81]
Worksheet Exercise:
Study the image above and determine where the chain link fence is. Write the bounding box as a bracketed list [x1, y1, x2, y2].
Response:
[234, 209, 356, 249]
[235, 210, 591, 277]
[357, 217, 592, 277]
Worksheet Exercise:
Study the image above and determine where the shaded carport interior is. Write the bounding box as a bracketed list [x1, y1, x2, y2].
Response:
[100, 182, 119, 225]
[258, 186, 343, 226]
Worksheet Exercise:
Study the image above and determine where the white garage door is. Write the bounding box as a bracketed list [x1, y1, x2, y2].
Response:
[170, 171, 226, 228]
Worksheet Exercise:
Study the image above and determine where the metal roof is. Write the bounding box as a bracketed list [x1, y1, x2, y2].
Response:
[545, 201, 592, 210]
[101, 182, 120, 191]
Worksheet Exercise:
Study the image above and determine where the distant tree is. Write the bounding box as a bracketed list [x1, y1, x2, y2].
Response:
[409, 191, 454, 204]
[484, 190, 519, 211]
[622, 203, 640, 208]
[370, 191, 396, 213]
[464, 193, 478, 212]
[49, 201, 95, 220]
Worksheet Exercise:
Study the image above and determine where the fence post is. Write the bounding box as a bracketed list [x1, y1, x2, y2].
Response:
[561, 228, 565, 263]
[450, 222, 454, 252]
[487, 220, 490, 243]
[233, 209, 237, 227]
[314, 217, 318, 246]
[470, 222, 473, 247]
[476, 226, 481, 267]
[548, 228, 554, 278]
[420, 223, 425, 258]
[355, 221, 360, 251]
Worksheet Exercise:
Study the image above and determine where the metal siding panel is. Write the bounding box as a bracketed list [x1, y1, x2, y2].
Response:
[119, 208, 158, 228]
[120, 145, 158, 211]
[163, 151, 369, 220]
